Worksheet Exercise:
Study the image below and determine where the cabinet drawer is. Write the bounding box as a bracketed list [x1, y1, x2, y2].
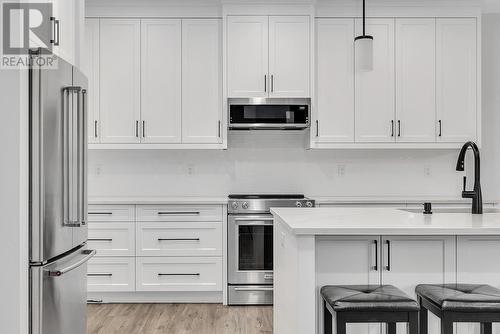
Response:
[136, 205, 222, 222]
[87, 257, 135, 292]
[137, 222, 222, 256]
[88, 205, 135, 222]
[136, 257, 222, 292]
[88, 223, 135, 257]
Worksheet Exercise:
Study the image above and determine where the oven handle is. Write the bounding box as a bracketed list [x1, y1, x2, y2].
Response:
[233, 218, 274, 222]
[234, 287, 274, 292]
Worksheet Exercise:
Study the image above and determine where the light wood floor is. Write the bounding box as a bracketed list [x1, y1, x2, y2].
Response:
[87, 303, 273, 334]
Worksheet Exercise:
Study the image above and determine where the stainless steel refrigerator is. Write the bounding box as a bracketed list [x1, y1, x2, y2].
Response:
[29, 50, 94, 334]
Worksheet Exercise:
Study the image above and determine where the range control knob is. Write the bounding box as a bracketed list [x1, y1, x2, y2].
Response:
[295, 201, 303, 208]
[231, 202, 239, 210]
[242, 202, 249, 209]
[306, 201, 313, 208]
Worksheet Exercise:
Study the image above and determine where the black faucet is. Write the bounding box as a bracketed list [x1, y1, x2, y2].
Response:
[455, 141, 482, 214]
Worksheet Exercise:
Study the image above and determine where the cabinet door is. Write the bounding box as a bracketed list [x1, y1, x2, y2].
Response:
[141, 19, 181, 143]
[315, 18, 355, 143]
[395, 19, 436, 143]
[382, 236, 456, 334]
[355, 19, 395, 143]
[82, 19, 100, 143]
[99, 19, 141, 143]
[457, 236, 500, 334]
[182, 19, 222, 144]
[269, 16, 310, 97]
[436, 18, 477, 143]
[51, 0, 75, 64]
[316, 237, 381, 334]
[227, 16, 268, 98]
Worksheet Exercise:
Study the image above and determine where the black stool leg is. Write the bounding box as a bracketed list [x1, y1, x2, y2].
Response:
[408, 312, 419, 334]
[481, 323, 492, 334]
[336, 314, 346, 334]
[323, 301, 332, 334]
[441, 316, 453, 334]
[387, 323, 397, 334]
[418, 297, 428, 334]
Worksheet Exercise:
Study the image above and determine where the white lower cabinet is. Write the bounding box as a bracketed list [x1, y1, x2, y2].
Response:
[381, 236, 456, 334]
[136, 257, 222, 292]
[87, 204, 224, 301]
[456, 236, 500, 334]
[137, 222, 222, 257]
[318, 236, 456, 334]
[87, 257, 135, 292]
[88, 222, 135, 257]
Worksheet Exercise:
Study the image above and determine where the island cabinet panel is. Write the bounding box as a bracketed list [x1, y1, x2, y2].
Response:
[456, 236, 500, 334]
[381, 236, 456, 334]
[316, 237, 381, 334]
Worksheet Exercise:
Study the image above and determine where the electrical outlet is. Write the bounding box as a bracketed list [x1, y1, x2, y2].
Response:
[94, 164, 103, 176]
[424, 165, 432, 177]
[337, 165, 346, 177]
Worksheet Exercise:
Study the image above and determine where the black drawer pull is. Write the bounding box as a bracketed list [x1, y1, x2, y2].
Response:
[157, 211, 200, 215]
[158, 273, 200, 276]
[158, 238, 200, 241]
[88, 238, 113, 242]
[87, 273, 113, 277]
[88, 212, 113, 215]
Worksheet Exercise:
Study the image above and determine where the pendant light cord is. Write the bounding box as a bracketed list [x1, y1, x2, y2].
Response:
[363, 0, 366, 36]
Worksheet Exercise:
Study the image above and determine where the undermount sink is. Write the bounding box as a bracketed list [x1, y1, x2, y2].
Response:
[400, 208, 500, 214]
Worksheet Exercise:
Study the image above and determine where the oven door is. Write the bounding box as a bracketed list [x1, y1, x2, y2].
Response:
[227, 214, 274, 285]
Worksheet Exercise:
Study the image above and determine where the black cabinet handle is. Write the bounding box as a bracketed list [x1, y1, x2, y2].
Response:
[88, 273, 113, 277]
[391, 120, 394, 137]
[88, 212, 113, 215]
[373, 239, 378, 271]
[88, 238, 113, 242]
[264, 74, 267, 92]
[398, 120, 401, 137]
[158, 273, 200, 276]
[438, 120, 442, 137]
[158, 238, 200, 241]
[386, 240, 391, 271]
[316, 120, 319, 137]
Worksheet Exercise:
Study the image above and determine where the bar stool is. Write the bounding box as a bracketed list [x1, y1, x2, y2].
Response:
[416, 284, 500, 334]
[321, 285, 420, 334]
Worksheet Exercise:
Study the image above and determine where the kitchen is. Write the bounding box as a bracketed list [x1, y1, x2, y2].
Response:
[1, 0, 500, 334]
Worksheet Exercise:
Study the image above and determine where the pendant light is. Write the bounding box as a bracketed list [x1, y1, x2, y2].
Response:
[355, 0, 373, 72]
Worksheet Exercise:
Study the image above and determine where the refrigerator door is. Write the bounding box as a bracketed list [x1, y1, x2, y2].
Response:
[72, 66, 89, 249]
[30, 54, 88, 263]
[30, 246, 95, 334]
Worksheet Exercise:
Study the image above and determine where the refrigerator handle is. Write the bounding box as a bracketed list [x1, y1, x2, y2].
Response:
[63, 86, 82, 227]
[81, 89, 88, 226]
[48, 249, 96, 277]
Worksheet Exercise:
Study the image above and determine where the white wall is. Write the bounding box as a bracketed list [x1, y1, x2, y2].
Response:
[88, 13, 500, 202]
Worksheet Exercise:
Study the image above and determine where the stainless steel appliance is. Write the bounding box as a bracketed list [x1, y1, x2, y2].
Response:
[227, 194, 315, 305]
[29, 50, 94, 334]
[228, 98, 310, 130]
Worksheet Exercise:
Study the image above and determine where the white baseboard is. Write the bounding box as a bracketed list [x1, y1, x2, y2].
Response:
[87, 291, 223, 304]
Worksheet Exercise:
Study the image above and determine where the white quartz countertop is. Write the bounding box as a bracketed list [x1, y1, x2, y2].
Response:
[88, 196, 228, 205]
[271, 207, 500, 235]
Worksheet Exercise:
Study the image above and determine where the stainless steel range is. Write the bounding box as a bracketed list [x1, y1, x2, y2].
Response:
[227, 194, 315, 305]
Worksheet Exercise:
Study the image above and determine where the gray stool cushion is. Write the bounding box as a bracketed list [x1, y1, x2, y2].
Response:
[321, 285, 420, 312]
[416, 284, 500, 312]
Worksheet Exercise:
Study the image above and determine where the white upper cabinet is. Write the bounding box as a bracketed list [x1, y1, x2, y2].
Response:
[355, 18, 395, 143]
[268, 16, 310, 97]
[436, 18, 477, 143]
[181, 19, 222, 144]
[227, 16, 269, 98]
[227, 15, 310, 98]
[315, 18, 355, 143]
[99, 19, 141, 143]
[51, 0, 75, 64]
[141, 19, 182, 143]
[82, 18, 100, 144]
[395, 19, 436, 143]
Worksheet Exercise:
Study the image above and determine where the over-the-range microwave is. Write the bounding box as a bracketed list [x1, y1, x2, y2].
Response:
[228, 98, 310, 130]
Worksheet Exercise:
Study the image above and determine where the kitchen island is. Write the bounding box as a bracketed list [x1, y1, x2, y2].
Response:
[271, 207, 500, 334]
